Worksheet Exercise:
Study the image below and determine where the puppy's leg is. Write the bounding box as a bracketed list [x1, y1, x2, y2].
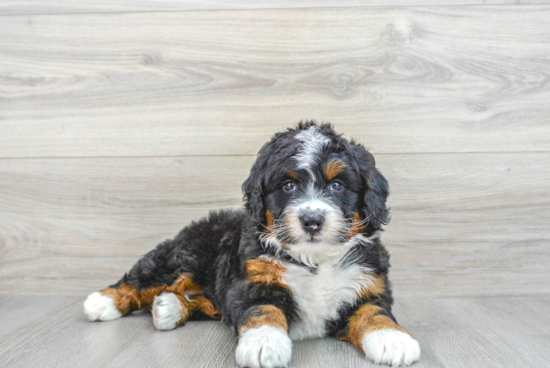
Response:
[152, 275, 221, 330]
[85, 271, 221, 326]
[342, 302, 420, 367]
[84, 238, 210, 323]
[83, 281, 165, 322]
[84, 244, 171, 322]
[234, 258, 295, 368]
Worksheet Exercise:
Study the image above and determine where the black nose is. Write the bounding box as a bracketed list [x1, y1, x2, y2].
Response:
[300, 213, 325, 234]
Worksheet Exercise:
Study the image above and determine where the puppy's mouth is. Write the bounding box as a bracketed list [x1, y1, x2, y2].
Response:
[286, 230, 332, 245]
[271, 231, 323, 245]
[302, 234, 322, 243]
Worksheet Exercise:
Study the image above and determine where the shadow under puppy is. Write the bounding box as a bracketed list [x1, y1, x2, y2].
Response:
[84, 122, 420, 367]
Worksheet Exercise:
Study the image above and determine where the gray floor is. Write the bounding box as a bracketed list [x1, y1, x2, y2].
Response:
[1, 296, 548, 368]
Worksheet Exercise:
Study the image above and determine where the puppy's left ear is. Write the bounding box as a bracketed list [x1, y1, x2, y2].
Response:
[350, 143, 390, 230]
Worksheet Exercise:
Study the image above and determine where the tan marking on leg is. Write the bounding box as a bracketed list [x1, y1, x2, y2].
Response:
[101, 284, 167, 313]
[165, 274, 221, 323]
[346, 211, 366, 239]
[239, 305, 288, 337]
[324, 160, 347, 180]
[137, 286, 167, 310]
[166, 274, 203, 295]
[156, 292, 221, 327]
[100, 274, 218, 318]
[357, 274, 386, 299]
[100, 284, 143, 315]
[171, 293, 193, 326]
[192, 295, 222, 319]
[342, 303, 408, 351]
[245, 258, 289, 290]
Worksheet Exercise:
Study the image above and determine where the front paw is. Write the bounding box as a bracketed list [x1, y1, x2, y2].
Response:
[235, 325, 292, 368]
[362, 329, 420, 367]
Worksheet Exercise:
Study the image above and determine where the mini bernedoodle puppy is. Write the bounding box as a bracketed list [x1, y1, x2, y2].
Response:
[84, 122, 421, 367]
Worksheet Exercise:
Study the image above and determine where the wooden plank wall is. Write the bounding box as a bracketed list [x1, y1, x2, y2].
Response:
[1, 1, 549, 297]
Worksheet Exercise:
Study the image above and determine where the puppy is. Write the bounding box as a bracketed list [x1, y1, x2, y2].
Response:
[84, 122, 420, 367]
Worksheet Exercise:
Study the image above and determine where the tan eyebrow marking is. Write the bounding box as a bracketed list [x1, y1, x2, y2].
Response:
[324, 160, 347, 180]
[286, 171, 298, 180]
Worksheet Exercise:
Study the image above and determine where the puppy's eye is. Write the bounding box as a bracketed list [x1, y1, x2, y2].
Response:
[283, 181, 296, 192]
[330, 181, 344, 192]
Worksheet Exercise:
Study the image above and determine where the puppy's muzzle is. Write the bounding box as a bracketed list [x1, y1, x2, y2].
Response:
[299, 212, 325, 234]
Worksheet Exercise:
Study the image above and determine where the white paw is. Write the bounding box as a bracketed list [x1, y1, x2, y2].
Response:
[152, 292, 183, 330]
[362, 329, 421, 367]
[83, 292, 122, 321]
[235, 326, 292, 368]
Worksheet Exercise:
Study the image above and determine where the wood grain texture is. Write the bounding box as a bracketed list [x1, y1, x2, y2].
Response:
[0, 1, 546, 16]
[1, 6, 550, 157]
[1, 296, 549, 367]
[1, 153, 549, 297]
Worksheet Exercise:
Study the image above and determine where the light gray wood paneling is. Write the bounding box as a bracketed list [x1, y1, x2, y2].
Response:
[1, 6, 550, 157]
[1, 153, 549, 297]
[1, 296, 549, 367]
[0, 1, 546, 16]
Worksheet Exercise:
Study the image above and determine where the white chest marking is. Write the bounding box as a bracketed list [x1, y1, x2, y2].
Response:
[282, 261, 374, 340]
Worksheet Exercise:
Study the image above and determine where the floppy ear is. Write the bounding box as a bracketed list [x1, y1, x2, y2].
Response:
[242, 158, 267, 225]
[350, 143, 390, 231]
[242, 172, 265, 224]
[364, 164, 390, 229]
[242, 130, 291, 227]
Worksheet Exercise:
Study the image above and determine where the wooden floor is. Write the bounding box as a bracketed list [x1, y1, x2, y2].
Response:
[1, 296, 549, 368]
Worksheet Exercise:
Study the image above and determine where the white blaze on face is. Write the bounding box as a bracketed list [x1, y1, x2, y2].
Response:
[294, 126, 331, 179]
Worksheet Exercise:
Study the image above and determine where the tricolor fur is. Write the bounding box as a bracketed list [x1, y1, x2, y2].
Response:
[84, 122, 420, 367]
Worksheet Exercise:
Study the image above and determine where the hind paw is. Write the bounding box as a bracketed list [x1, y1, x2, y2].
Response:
[152, 292, 184, 330]
[83, 292, 122, 322]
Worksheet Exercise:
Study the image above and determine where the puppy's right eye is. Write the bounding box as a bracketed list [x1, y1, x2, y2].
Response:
[283, 181, 296, 192]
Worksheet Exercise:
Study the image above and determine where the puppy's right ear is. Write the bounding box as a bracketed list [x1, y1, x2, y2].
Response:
[242, 130, 288, 227]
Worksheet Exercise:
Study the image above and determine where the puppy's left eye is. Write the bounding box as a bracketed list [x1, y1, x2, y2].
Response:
[330, 181, 344, 191]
